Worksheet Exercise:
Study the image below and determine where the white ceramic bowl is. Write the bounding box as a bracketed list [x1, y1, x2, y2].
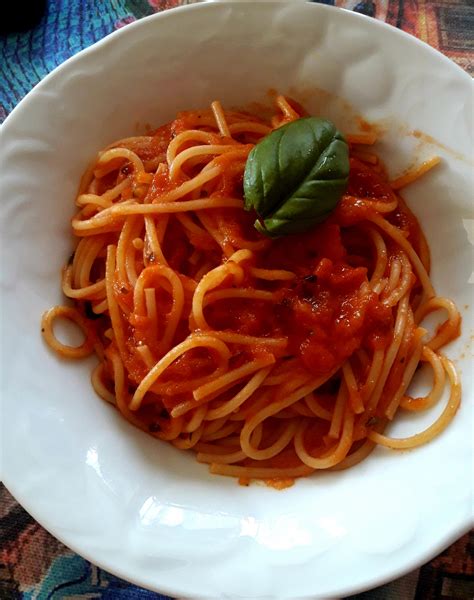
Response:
[1, 3, 473, 598]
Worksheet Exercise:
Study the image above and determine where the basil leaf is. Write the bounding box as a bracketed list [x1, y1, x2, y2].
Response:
[243, 117, 349, 237]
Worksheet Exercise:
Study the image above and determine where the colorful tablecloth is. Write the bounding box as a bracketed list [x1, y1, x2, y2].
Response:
[1, 1, 472, 598]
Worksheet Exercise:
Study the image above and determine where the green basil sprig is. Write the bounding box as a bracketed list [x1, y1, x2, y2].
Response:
[243, 117, 349, 237]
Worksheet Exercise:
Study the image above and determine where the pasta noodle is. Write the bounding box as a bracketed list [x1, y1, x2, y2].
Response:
[41, 95, 461, 485]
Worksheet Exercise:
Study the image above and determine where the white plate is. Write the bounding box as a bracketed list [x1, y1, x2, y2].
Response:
[1, 3, 473, 598]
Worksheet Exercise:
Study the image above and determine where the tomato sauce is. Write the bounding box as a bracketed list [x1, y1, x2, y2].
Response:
[201, 159, 397, 378]
[118, 152, 405, 409]
[136, 156, 400, 397]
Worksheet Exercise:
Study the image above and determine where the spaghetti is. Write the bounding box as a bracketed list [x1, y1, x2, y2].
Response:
[42, 95, 461, 485]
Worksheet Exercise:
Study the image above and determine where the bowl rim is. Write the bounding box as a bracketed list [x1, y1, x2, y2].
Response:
[1, 1, 471, 136]
[1, 2, 473, 597]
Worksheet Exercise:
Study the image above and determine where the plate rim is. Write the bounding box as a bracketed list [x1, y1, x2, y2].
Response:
[3, 473, 471, 599]
[1, 1, 472, 136]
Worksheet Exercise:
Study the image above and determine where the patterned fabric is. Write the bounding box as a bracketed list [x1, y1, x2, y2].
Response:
[0, 1, 472, 598]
